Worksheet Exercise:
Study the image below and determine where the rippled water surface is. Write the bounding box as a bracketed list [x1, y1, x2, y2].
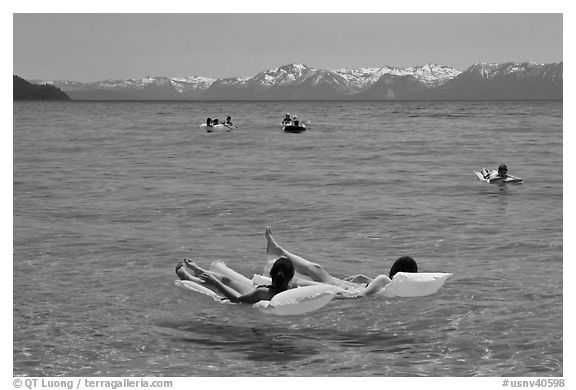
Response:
[13, 101, 562, 376]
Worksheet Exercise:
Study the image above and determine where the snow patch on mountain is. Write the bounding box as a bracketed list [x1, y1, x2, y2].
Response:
[465, 62, 562, 81]
[33, 80, 85, 90]
[467, 63, 502, 78]
[405, 64, 461, 86]
[252, 64, 317, 86]
[333, 66, 403, 90]
[334, 64, 460, 90]
[80, 76, 216, 92]
[170, 76, 216, 92]
[212, 77, 250, 87]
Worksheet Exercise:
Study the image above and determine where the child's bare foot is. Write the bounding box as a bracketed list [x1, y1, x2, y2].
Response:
[265, 226, 285, 258]
[184, 259, 207, 277]
[175, 261, 197, 281]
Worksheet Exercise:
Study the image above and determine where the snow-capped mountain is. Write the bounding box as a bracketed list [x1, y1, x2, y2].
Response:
[420, 62, 563, 100]
[405, 64, 462, 87]
[333, 64, 460, 91]
[30, 61, 562, 100]
[202, 64, 355, 100]
[464, 62, 562, 81]
[35, 75, 216, 100]
[251, 64, 317, 86]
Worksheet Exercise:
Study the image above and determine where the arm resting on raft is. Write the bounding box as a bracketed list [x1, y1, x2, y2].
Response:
[357, 274, 392, 297]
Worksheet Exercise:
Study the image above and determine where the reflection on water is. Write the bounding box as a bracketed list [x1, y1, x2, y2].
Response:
[157, 317, 422, 364]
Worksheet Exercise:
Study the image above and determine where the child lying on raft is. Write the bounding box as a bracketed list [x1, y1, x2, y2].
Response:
[264, 227, 418, 298]
[176, 256, 294, 304]
[176, 227, 419, 301]
[480, 164, 522, 183]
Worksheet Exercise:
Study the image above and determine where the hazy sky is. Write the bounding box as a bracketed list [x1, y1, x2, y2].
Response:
[13, 13, 563, 82]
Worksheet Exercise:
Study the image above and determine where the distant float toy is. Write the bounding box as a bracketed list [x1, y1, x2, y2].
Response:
[283, 123, 307, 133]
[474, 170, 523, 184]
[281, 118, 309, 133]
[283, 125, 306, 133]
[200, 123, 236, 133]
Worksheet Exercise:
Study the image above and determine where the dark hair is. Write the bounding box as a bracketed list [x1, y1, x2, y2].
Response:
[226, 116, 231, 120]
[269, 256, 294, 289]
[498, 164, 508, 172]
[389, 256, 418, 278]
[206, 117, 211, 126]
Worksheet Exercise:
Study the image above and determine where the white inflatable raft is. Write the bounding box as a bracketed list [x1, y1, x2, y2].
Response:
[200, 123, 236, 132]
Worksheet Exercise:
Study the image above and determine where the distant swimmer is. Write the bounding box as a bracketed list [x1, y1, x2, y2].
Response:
[477, 164, 522, 184]
[223, 116, 237, 130]
[205, 117, 220, 126]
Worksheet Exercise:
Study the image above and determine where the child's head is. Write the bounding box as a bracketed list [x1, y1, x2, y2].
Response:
[389, 256, 418, 278]
[270, 256, 295, 288]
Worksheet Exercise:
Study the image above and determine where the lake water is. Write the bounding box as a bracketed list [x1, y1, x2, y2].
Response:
[13, 100, 563, 377]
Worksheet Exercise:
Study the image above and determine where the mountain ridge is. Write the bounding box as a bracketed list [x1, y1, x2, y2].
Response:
[30, 61, 562, 101]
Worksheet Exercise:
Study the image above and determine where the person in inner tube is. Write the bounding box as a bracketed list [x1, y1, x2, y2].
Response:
[291, 115, 299, 127]
[282, 113, 292, 125]
[481, 164, 521, 183]
[176, 256, 294, 304]
[264, 227, 417, 298]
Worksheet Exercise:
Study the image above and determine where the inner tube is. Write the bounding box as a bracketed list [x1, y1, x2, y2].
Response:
[283, 124, 306, 133]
